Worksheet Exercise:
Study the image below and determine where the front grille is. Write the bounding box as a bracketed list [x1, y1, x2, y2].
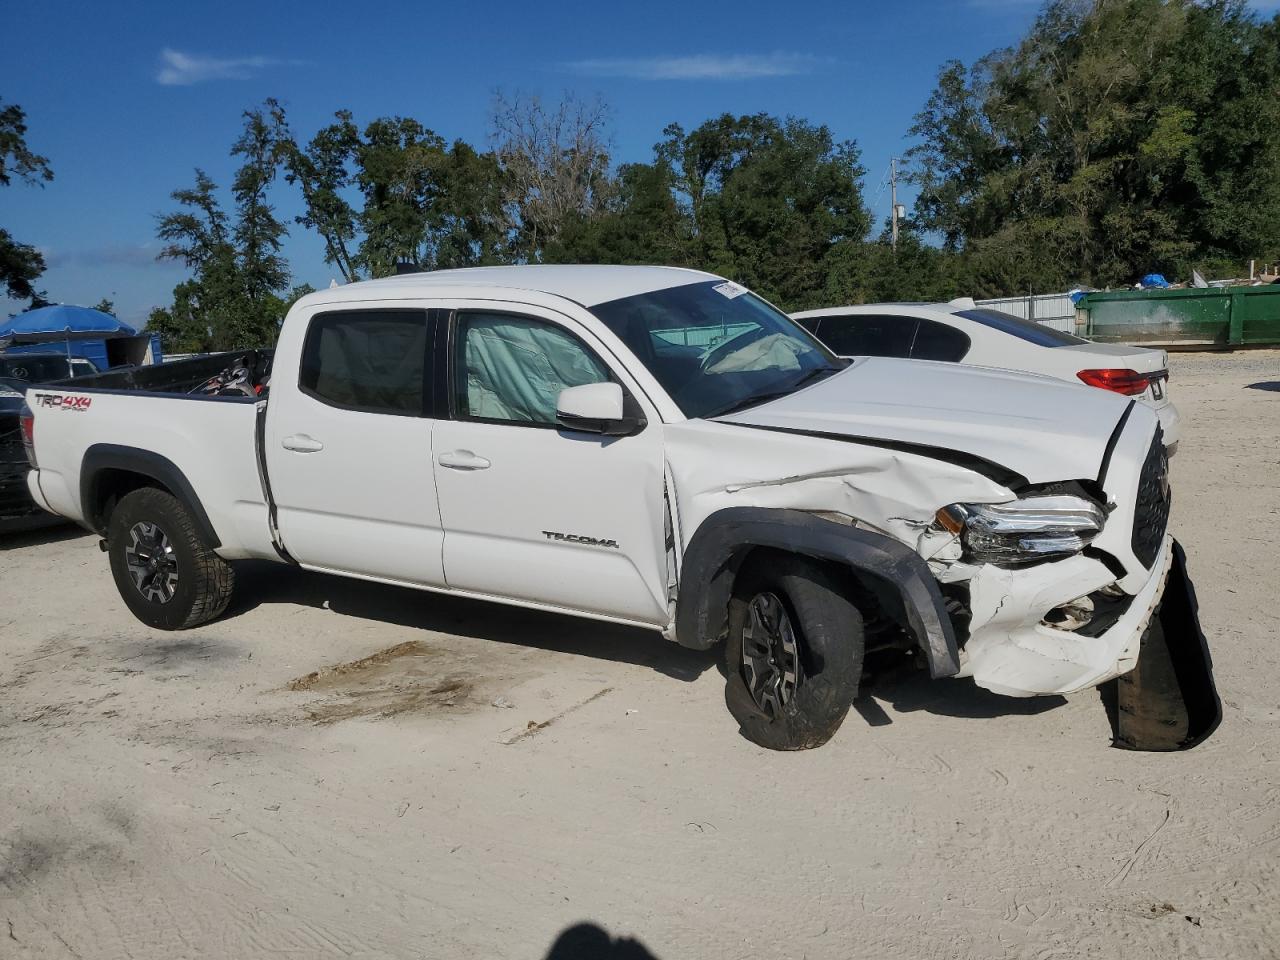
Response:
[1131, 427, 1170, 568]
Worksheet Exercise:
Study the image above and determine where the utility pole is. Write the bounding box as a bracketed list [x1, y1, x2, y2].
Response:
[890, 157, 900, 253]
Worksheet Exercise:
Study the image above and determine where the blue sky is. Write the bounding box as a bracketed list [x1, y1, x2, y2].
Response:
[3, 0, 1278, 326]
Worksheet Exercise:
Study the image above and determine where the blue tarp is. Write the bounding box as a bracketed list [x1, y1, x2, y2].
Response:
[0, 305, 137, 343]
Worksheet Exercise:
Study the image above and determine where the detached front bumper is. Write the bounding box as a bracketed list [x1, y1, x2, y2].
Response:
[1, 461, 53, 531]
[957, 534, 1175, 697]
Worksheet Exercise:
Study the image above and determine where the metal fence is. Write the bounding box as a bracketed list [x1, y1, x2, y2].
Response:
[974, 293, 1079, 333]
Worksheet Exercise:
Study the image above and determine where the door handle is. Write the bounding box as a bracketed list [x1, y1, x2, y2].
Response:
[282, 434, 325, 453]
[437, 450, 491, 471]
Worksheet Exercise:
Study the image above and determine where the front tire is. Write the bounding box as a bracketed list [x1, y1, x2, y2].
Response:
[107, 488, 234, 630]
[723, 553, 864, 750]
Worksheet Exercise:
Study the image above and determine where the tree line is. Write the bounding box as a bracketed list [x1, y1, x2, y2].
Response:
[4, 0, 1279, 350]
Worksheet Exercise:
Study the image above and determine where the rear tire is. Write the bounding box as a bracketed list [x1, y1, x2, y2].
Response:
[107, 487, 234, 630]
[723, 553, 864, 750]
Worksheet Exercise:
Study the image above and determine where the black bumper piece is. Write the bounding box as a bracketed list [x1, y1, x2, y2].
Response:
[1109, 539, 1221, 751]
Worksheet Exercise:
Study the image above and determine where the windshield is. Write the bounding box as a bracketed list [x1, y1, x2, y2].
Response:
[953, 309, 1088, 347]
[590, 280, 842, 418]
[0, 355, 72, 382]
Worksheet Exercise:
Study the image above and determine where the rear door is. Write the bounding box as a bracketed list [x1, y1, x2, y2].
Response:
[265, 305, 446, 586]
[430, 303, 669, 625]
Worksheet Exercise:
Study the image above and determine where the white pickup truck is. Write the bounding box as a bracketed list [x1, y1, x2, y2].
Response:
[20, 266, 1218, 750]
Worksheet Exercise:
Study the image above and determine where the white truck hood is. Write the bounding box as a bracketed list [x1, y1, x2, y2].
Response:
[714, 356, 1132, 486]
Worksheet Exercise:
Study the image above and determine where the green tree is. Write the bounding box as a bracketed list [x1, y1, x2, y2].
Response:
[280, 109, 362, 282]
[154, 104, 294, 350]
[231, 100, 291, 323]
[823, 225, 968, 306]
[155, 171, 243, 351]
[1, 98, 53, 303]
[281, 107, 509, 278]
[490, 92, 612, 261]
[906, 0, 1280, 292]
[544, 160, 692, 266]
[657, 114, 870, 308]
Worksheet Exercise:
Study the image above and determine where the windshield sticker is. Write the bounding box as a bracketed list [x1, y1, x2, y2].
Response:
[712, 281, 747, 300]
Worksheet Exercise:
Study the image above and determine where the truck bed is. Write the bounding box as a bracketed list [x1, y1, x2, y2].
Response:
[64, 349, 274, 396]
[24, 350, 279, 560]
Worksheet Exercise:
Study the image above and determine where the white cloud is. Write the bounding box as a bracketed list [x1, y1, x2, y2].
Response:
[561, 52, 827, 81]
[42, 244, 175, 270]
[155, 48, 297, 86]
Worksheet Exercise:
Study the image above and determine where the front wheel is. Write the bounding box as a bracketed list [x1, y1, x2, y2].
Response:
[107, 487, 234, 630]
[723, 554, 864, 750]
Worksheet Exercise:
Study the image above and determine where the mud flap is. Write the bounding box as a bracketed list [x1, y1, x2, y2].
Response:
[1107, 540, 1221, 751]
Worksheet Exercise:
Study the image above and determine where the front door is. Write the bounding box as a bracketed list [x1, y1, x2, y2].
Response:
[432, 306, 668, 624]
[265, 306, 446, 586]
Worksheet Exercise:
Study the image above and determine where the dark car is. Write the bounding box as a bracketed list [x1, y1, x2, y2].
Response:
[0, 353, 100, 531]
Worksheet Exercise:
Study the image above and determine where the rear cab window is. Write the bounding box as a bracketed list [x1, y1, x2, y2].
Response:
[299, 310, 429, 415]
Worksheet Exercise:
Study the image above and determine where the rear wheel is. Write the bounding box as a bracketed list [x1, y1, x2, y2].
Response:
[107, 488, 234, 630]
[723, 554, 864, 750]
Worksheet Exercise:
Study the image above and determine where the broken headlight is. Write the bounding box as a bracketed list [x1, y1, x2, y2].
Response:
[935, 495, 1106, 566]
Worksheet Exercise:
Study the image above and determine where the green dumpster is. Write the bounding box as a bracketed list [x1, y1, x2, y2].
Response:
[1079, 286, 1280, 347]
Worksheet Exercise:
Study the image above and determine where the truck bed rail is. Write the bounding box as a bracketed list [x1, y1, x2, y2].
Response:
[55, 350, 274, 396]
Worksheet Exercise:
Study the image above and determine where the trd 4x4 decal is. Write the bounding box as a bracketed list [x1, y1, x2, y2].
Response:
[33, 393, 93, 411]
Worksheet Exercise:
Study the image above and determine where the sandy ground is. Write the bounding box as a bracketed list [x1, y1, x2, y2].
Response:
[1, 350, 1278, 960]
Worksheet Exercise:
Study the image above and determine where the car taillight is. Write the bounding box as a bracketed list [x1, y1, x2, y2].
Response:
[19, 402, 37, 467]
[1076, 368, 1151, 396]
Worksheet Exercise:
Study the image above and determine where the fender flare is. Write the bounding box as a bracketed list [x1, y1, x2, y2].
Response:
[674, 507, 960, 679]
[80, 443, 221, 547]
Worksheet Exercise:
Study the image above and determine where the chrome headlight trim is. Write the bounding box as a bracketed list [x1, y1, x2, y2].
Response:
[938, 495, 1107, 565]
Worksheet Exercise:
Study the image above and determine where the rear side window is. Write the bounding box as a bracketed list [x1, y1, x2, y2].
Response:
[816, 314, 917, 357]
[954, 309, 1087, 347]
[911, 318, 971, 361]
[299, 310, 428, 415]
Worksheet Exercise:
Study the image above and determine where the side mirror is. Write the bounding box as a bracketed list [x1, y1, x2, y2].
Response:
[556, 383, 642, 436]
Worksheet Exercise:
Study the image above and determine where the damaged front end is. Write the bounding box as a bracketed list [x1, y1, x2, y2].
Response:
[669, 394, 1220, 751]
[920, 427, 1220, 751]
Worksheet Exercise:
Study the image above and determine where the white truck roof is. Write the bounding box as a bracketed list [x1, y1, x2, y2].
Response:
[302, 264, 720, 310]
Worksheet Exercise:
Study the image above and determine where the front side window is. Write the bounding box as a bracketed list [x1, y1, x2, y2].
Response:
[299, 310, 427, 415]
[455, 313, 610, 426]
[819, 315, 918, 358]
[591, 281, 840, 419]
